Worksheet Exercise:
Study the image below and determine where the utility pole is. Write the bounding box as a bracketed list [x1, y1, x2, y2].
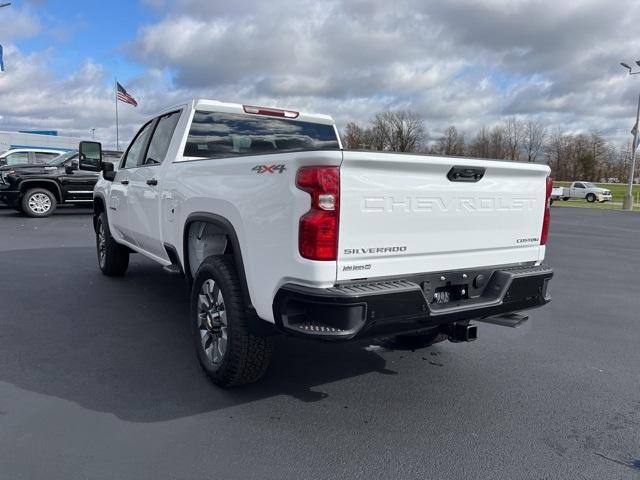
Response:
[91, 128, 96, 140]
[620, 62, 640, 210]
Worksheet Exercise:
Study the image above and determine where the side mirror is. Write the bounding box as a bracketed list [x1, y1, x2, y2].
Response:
[102, 162, 116, 182]
[78, 141, 103, 171]
[65, 160, 79, 174]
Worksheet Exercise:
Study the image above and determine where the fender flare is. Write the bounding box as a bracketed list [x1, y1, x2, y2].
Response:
[19, 179, 63, 202]
[183, 212, 253, 309]
[92, 194, 107, 232]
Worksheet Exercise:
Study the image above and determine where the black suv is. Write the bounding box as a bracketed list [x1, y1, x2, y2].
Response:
[0, 150, 122, 217]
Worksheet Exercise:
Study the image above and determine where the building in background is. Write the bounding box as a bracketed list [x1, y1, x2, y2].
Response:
[0, 130, 89, 153]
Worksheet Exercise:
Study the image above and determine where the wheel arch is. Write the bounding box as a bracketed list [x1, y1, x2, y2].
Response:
[183, 212, 253, 309]
[92, 195, 106, 232]
[19, 180, 63, 202]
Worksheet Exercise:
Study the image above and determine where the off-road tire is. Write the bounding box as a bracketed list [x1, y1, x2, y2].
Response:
[21, 188, 57, 217]
[191, 255, 273, 387]
[96, 212, 129, 276]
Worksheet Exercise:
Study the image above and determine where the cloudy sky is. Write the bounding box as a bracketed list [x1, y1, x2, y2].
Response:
[1, 0, 639, 148]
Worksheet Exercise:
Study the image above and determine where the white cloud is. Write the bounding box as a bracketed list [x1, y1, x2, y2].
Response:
[2, 0, 640, 148]
[0, 5, 41, 40]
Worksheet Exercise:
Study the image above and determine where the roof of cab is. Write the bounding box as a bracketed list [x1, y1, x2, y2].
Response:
[0, 147, 67, 157]
[150, 99, 335, 128]
[192, 99, 335, 126]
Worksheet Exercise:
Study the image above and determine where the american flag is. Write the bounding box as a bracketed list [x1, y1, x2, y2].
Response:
[116, 82, 138, 107]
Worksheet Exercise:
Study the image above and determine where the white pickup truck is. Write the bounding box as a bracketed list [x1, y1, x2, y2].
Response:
[551, 181, 613, 203]
[78, 99, 554, 387]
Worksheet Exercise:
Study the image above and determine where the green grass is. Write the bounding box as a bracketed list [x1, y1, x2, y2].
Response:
[552, 181, 640, 212]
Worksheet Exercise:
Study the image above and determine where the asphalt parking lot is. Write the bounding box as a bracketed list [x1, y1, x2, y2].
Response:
[0, 206, 639, 480]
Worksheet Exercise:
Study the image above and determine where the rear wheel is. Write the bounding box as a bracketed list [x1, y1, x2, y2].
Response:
[586, 193, 596, 203]
[191, 255, 273, 387]
[96, 212, 129, 276]
[22, 188, 57, 217]
[562, 197, 570, 201]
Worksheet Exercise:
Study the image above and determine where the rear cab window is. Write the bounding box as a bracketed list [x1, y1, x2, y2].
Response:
[183, 111, 340, 159]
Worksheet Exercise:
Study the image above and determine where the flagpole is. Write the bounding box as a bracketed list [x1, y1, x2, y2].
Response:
[115, 79, 119, 151]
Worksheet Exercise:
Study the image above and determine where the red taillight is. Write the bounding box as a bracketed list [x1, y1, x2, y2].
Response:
[541, 176, 552, 245]
[296, 166, 340, 260]
[243, 105, 299, 118]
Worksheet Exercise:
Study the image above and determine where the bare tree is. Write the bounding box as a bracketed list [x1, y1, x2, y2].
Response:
[341, 110, 628, 182]
[504, 117, 525, 161]
[343, 122, 364, 149]
[546, 129, 567, 179]
[489, 126, 507, 159]
[468, 126, 491, 158]
[434, 126, 465, 156]
[371, 110, 426, 152]
[523, 120, 546, 162]
[370, 113, 391, 151]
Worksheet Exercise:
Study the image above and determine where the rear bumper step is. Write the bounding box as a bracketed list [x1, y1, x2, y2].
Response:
[478, 312, 529, 328]
[272, 265, 553, 340]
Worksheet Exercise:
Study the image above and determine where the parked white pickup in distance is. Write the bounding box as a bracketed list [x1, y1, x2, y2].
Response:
[78, 99, 554, 387]
[551, 181, 613, 203]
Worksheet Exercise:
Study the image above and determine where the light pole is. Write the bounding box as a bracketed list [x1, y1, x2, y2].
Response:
[620, 62, 640, 210]
[91, 128, 96, 140]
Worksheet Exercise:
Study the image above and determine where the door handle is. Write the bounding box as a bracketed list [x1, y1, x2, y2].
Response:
[120, 179, 129, 185]
[146, 178, 158, 186]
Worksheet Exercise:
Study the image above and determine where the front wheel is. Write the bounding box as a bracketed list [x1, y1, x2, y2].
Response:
[22, 188, 57, 217]
[191, 255, 273, 387]
[96, 212, 129, 276]
[586, 193, 596, 203]
[562, 197, 570, 201]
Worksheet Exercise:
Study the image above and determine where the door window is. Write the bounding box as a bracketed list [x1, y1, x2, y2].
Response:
[34, 152, 61, 164]
[574, 183, 585, 189]
[121, 121, 153, 169]
[4, 152, 30, 165]
[145, 111, 181, 165]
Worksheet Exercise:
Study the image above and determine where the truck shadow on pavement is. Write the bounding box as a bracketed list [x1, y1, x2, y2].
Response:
[0, 247, 404, 422]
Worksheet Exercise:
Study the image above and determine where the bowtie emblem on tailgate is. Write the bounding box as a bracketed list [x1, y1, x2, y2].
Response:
[447, 166, 486, 182]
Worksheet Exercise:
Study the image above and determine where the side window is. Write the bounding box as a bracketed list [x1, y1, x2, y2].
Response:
[121, 121, 153, 169]
[103, 153, 122, 165]
[63, 155, 80, 168]
[5, 152, 30, 165]
[574, 183, 584, 189]
[34, 152, 60, 164]
[144, 111, 181, 165]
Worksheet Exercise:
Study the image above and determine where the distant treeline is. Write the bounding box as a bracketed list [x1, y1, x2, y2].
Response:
[342, 111, 635, 183]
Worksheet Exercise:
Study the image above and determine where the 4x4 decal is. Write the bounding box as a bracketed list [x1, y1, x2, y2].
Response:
[252, 164, 286, 174]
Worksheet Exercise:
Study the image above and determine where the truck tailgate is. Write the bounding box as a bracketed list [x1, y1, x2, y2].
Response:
[337, 151, 550, 281]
